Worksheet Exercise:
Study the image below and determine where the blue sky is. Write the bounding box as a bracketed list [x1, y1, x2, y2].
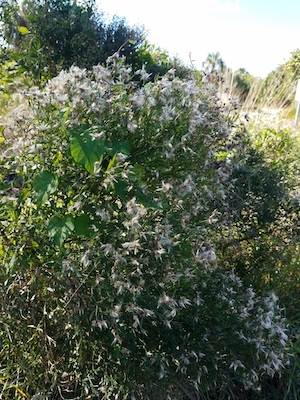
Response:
[97, 0, 300, 78]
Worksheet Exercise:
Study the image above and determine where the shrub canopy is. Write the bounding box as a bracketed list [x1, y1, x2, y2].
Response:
[0, 61, 290, 399]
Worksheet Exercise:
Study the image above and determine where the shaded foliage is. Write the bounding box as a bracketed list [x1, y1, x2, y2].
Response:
[0, 0, 145, 83]
[218, 124, 300, 318]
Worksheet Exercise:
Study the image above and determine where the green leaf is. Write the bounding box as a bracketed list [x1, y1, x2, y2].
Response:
[114, 179, 127, 201]
[107, 140, 131, 156]
[33, 171, 58, 205]
[113, 343, 121, 359]
[74, 214, 95, 238]
[17, 26, 29, 35]
[61, 107, 71, 126]
[135, 189, 162, 210]
[106, 154, 117, 171]
[131, 164, 145, 179]
[70, 133, 106, 174]
[47, 215, 74, 246]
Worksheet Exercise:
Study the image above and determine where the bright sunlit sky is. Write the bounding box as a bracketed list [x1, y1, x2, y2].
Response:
[96, 0, 300, 78]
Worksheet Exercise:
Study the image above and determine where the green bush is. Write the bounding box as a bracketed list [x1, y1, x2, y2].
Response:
[0, 61, 290, 399]
[220, 117, 300, 306]
[215, 112, 300, 398]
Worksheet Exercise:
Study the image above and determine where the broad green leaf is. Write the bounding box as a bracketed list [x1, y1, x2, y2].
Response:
[74, 214, 95, 237]
[47, 215, 74, 246]
[17, 26, 29, 35]
[70, 133, 106, 174]
[107, 140, 131, 156]
[33, 171, 58, 204]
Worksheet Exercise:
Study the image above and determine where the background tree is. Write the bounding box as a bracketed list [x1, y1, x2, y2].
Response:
[218, 121, 300, 318]
[21, 0, 104, 69]
[0, 0, 23, 49]
[100, 15, 144, 67]
[0, 0, 146, 84]
[132, 40, 190, 80]
[232, 67, 253, 102]
[202, 51, 225, 75]
[285, 48, 300, 80]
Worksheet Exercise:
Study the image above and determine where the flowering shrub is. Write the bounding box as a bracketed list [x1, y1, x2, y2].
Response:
[0, 61, 290, 399]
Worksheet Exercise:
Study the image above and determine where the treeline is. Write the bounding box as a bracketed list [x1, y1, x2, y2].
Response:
[0, 0, 189, 86]
[1, 0, 299, 110]
[201, 50, 300, 112]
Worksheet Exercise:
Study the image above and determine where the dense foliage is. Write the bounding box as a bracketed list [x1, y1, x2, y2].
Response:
[286, 49, 300, 80]
[0, 60, 292, 399]
[220, 116, 300, 297]
[0, 0, 146, 83]
[0, 0, 189, 87]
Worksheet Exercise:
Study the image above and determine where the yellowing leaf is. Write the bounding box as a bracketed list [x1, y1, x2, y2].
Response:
[17, 26, 29, 35]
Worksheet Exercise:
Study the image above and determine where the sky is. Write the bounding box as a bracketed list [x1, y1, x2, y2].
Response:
[96, 0, 300, 78]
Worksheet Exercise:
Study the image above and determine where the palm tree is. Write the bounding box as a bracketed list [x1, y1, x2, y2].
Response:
[202, 51, 225, 75]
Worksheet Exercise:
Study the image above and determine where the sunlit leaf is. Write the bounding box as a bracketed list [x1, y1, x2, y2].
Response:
[33, 171, 58, 205]
[70, 133, 106, 174]
[61, 106, 71, 125]
[47, 215, 74, 246]
[17, 26, 29, 35]
[106, 154, 117, 171]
